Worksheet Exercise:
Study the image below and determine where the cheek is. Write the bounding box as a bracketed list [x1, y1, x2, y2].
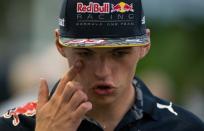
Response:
[118, 59, 137, 77]
[66, 55, 82, 67]
[120, 53, 139, 72]
[116, 55, 140, 84]
[64, 49, 85, 67]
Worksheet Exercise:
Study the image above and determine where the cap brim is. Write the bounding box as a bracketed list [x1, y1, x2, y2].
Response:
[59, 34, 150, 48]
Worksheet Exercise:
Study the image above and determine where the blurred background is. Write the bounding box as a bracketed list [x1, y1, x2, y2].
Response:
[0, 0, 203, 120]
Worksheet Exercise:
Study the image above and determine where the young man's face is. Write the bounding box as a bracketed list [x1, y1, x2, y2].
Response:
[58, 46, 149, 106]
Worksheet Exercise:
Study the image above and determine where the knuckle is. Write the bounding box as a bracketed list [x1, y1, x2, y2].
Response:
[66, 81, 73, 87]
[72, 81, 82, 90]
[66, 81, 83, 91]
[78, 102, 91, 113]
[76, 91, 88, 101]
[64, 84, 71, 91]
[76, 90, 83, 97]
[65, 82, 76, 91]
[50, 97, 58, 106]
[68, 114, 78, 123]
[80, 103, 88, 110]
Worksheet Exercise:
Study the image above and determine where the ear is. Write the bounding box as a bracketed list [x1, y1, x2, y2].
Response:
[139, 44, 151, 59]
[55, 29, 66, 57]
[146, 28, 151, 43]
[139, 28, 151, 59]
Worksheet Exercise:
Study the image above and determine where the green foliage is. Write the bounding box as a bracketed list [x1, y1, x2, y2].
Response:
[137, 22, 204, 103]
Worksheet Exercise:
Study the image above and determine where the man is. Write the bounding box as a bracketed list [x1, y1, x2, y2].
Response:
[0, 0, 204, 130]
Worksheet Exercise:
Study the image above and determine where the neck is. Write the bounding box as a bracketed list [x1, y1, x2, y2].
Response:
[87, 84, 135, 130]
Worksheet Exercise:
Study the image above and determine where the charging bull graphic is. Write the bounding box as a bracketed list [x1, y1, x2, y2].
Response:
[111, 2, 134, 13]
[2, 101, 37, 126]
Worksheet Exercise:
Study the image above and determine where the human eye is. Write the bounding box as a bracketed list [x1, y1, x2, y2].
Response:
[78, 52, 92, 57]
[112, 49, 130, 58]
[77, 50, 94, 58]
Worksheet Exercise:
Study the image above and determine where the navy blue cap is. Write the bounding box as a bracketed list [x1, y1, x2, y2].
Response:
[58, 0, 150, 48]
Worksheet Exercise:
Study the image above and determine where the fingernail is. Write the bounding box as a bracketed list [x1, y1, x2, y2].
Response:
[40, 78, 44, 85]
[40, 77, 44, 80]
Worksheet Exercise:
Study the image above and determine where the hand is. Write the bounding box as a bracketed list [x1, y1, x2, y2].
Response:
[35, 61, 92, 131]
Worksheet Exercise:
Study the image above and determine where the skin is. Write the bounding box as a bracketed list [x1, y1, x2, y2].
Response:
[35, 30, 150, 131]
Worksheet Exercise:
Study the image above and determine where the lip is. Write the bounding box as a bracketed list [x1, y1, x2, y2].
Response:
[92, 82, 115, 95]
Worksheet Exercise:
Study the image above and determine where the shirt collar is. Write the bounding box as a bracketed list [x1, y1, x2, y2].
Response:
[114, 77, 159, 130]
[133, 77, 159, 121]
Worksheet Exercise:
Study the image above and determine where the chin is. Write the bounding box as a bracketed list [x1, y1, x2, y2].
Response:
[88, 93, 117, 106]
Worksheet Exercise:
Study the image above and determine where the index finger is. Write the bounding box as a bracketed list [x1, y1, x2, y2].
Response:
[55, 60, 83, 95]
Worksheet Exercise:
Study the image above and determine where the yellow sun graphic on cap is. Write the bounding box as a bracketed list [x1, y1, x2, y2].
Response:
[118, 2, 126, 13]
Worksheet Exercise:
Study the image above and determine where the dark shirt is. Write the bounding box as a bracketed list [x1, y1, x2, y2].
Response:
[0, 77, 204, 131]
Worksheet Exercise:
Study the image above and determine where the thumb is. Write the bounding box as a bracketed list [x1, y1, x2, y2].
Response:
[37, 78, 49, 110]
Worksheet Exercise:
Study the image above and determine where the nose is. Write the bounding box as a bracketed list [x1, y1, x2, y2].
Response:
[94, 57, 112, 80]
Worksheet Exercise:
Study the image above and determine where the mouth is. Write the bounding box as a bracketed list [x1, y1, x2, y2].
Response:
[93, 83, 115, 95]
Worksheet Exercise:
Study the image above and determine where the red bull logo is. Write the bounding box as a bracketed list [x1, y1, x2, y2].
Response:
[111, 2, 134, 13]
[76, 2, 134, 14]
[3, 101, 37, 126]
[77, 2, 110, 13]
